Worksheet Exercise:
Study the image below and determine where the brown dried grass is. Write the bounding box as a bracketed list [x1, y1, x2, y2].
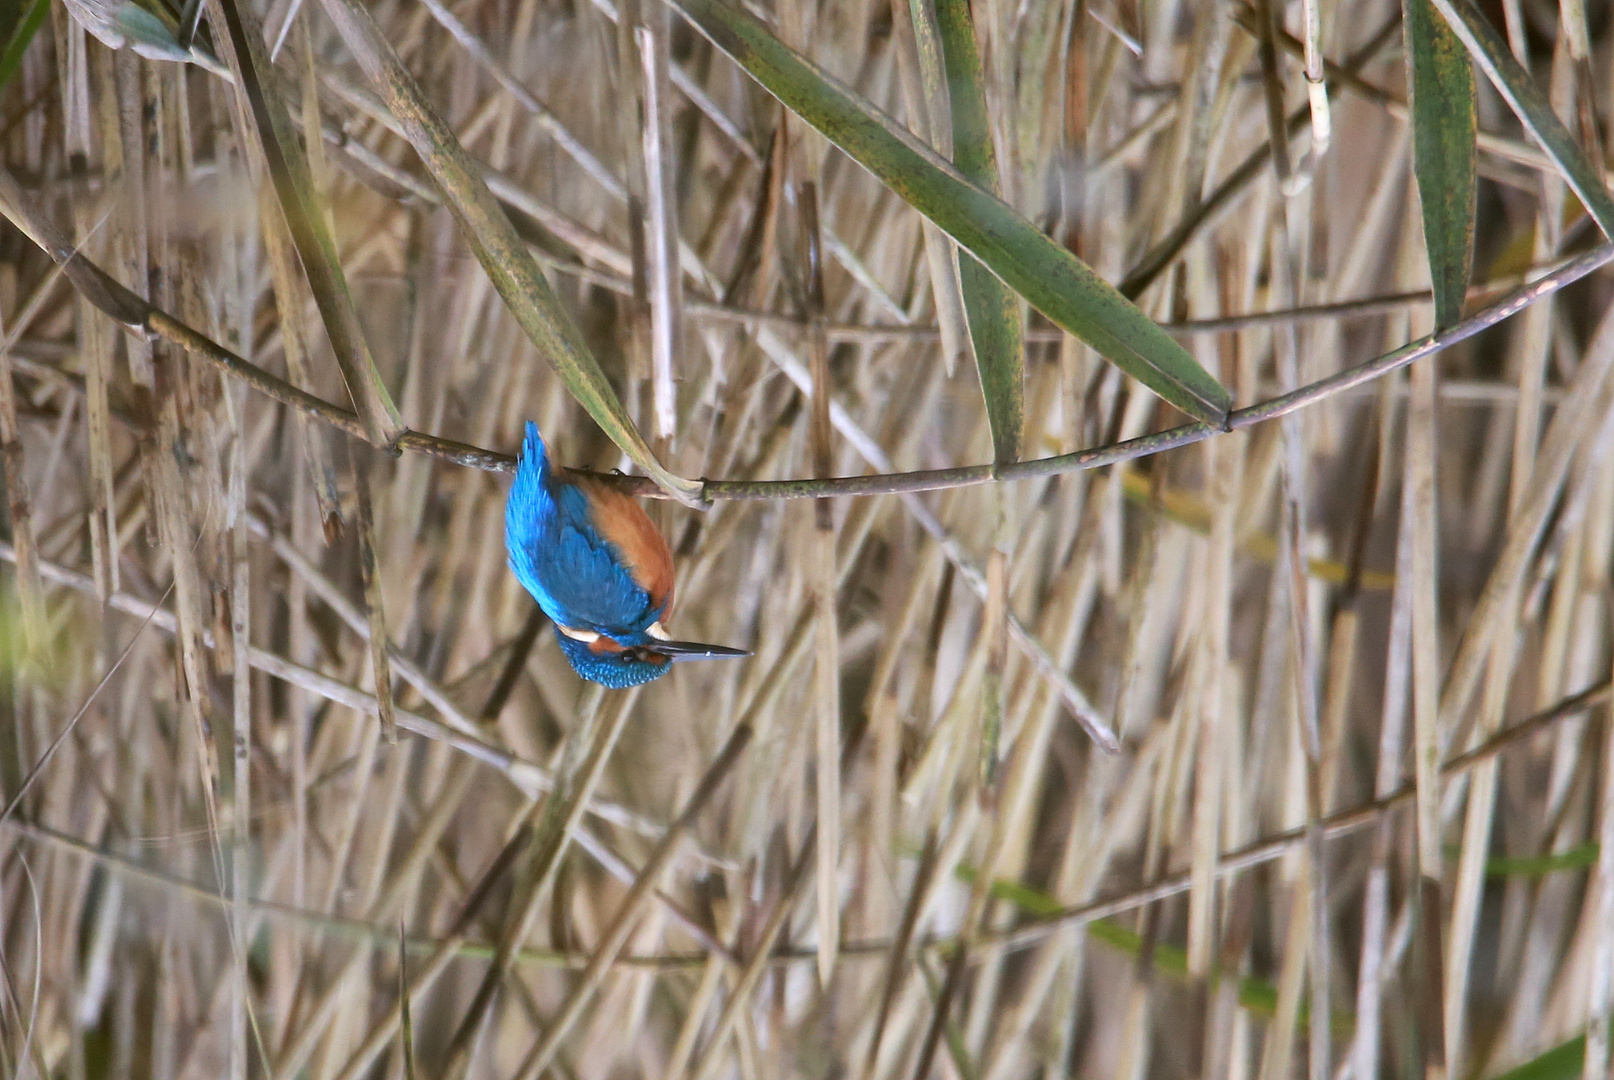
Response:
[1, 1, 1612, 1078]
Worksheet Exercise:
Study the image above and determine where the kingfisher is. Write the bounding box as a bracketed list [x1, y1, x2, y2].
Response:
[505, 422, 749, 688]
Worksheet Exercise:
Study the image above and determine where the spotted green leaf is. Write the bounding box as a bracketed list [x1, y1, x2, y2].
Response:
[1426, 0, 1614, 240]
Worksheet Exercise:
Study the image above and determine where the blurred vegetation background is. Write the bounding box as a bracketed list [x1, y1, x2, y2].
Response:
[2, 0, 1614, 1077]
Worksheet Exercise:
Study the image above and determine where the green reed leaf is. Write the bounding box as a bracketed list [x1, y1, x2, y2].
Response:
[670, 0, 1233, 428]
[1404, 0, 1477, 330]
[936, 0, 1023, 464]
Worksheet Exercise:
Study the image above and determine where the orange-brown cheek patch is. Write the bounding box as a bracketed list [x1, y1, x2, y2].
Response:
[587, 637, 672, 666]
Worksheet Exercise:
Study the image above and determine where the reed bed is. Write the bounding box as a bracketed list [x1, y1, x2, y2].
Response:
[1, 0, 1612, 1077]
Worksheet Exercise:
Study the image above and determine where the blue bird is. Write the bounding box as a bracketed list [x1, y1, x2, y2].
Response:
[505, 422, 749, 688]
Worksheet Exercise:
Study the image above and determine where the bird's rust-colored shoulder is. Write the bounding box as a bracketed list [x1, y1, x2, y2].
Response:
[575, 476, 676, 615]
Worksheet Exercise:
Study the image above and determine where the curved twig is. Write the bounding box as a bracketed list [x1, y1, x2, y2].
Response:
[4, 159, 1610, 503]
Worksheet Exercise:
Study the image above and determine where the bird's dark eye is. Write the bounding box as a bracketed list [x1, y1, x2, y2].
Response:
[619, 646, 667, 664]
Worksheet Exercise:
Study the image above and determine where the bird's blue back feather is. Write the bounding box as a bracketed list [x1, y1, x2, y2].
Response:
[506, 420, 743, 688]
[505, 421, 665, 643]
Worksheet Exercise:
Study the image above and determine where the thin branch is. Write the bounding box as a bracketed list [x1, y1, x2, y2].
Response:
[984, 679, 1614, 954]
[6, 154, 1610, 502]
[7, 677, 1602, 973]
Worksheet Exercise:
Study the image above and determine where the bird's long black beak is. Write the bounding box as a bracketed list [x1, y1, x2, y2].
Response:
[654, 640, 751, 661]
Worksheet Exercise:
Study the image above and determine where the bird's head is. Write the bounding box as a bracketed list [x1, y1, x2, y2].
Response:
[554, 625, 749, 689]
[555, 632, 674, 688]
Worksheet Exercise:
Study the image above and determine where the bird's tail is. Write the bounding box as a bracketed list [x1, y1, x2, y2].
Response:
[520, 420, 551, 483]
[506, 422, 552, 564]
